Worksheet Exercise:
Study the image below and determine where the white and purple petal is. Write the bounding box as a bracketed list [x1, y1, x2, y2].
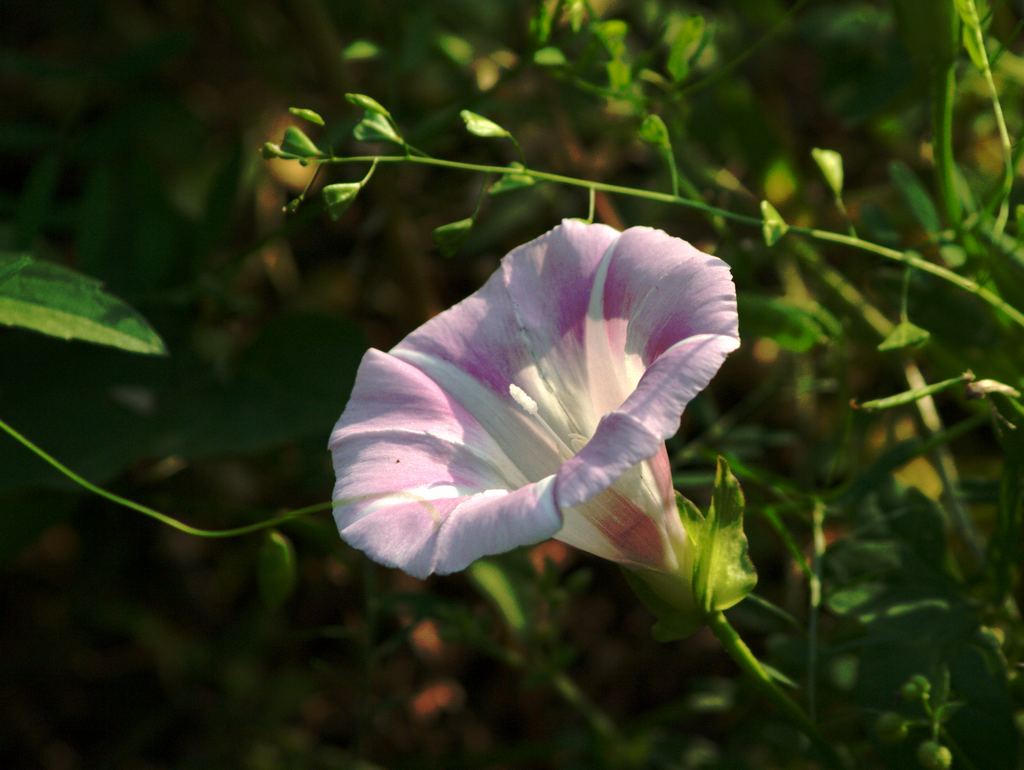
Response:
[330, 220, 739, 578]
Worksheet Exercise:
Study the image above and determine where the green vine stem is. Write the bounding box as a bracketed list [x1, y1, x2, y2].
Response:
[706, 610, 846, 769]
[0, 416, 331, 537]
[319, 153, 1024, 331]
[931, 64, 963, 231]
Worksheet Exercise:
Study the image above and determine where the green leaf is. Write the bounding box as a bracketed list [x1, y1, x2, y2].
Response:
[760, 200, 789, 246]
[489, 164, 536, 195]
[533, 46, 568, 67]
[666, 14, 705, 82]
[594, 19, 628, 58]
[0, 252, 166, 355]
[287, 107, 325, 127]
[342, 39, 380, 61]
[811, 147, 844, 198]
[639, 114, 671, 149]
[353, 111, 402, 145]
[694, 457, 758, 613]
[877, 320, 931, 351]
[738, 295, 830, 352]
[889, 161, 940, 233]
[322, 183, 361, 221]
[437, 33, 473, 68]
[460, 110, 511, 139]
[529, 0, 555, 44]
[280, 126, 321, 158]
[258, 530, 297, 609]
[467, 559, 529, 636]
[344, 92, 391, 118]
[567, 0, 586, 32]
[432, 217, 473, 257]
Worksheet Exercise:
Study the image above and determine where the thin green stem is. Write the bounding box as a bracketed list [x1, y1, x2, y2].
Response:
[706, 610, 845, 768]
[931, 64, 963, 230]
[807, 501, 826, 722]
[968, 11, 1014, 237]
[0, 415, 331, 537]
[318, 152, 1024, 330]
[586, 185, 596, 223]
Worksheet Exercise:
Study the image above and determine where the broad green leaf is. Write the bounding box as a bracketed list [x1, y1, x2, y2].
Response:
[889, 161, 940, 233]
[694, 457, 758, 613]
[533, 46, 567, 67]
[0, 254, 31, 284]
[280, 126, 321, 158]
[345, 92, 391, 118]
[467, 559, 529, 636]
[811, 147, 844, 197]
[877, 320, 931, 351]
[459, 110, 510, 139]
[342, 40, 380, 61]
[287, 107, 325, 126]
[322, 183, 361, 221]
[258, 530, 297, 609]
[760, 200, 789, 246]
[639, 114, 671, 149]
[738, 295, 830, 352]
[0, 252, 166, 355]
[666, 15, 705, 82]
[353, 111, 402, 145]
[433, 217, 473, 257]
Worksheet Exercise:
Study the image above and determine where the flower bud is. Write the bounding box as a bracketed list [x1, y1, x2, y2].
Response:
[916, 740, 952, 770]
[875, 712, 908, 743]
[901, 674, 931, 702]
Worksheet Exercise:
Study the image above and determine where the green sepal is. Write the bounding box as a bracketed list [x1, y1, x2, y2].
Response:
[280, 126, 322, 158]
[432, 217, 474, 257]
[877, 320, 931, 351]
[353, 111, 403, 145]
[760, 200, 789, 246]
[288, 107, 325, 127]
[625, 459, 757, 641]
[489, 164, 536, 195]
[322, 183, 361, 221]
[693, 457, 758, 613]
[622, 566, 702, 641]
[345, 93, 391, 118]
[811, 147, 844, 198]
[460, 110, 511, 139]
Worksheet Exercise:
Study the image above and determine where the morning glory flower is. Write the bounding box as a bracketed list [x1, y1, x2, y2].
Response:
[329, 221, 739, 580]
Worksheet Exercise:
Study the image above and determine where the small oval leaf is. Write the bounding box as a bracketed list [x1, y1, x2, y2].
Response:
[288, 107, 325, 127]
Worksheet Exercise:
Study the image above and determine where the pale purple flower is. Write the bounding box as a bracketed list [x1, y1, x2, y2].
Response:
[329, 221, 739, 579]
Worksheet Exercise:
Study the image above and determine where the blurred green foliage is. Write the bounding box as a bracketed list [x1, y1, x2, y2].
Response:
[2, 0, 1024, 768]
